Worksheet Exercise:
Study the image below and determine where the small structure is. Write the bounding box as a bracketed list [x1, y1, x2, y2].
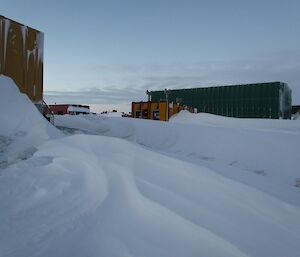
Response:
[0, 15, 44, 105]
[132, 100, 196, 121]
[45, 104, 90, 115]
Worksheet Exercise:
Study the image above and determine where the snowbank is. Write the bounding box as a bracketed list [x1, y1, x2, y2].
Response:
[55, 112, 300, 206]
[170, 110, 300, 133]
[1, 78, 300, 257]
[2, 133, 300, 257]
[99, 111, 123, 117]
[0, 75, 60, 167]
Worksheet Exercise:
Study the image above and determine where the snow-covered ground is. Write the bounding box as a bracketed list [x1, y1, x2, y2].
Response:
[1, 75, 300, 257]
[98, 111, 124, 117]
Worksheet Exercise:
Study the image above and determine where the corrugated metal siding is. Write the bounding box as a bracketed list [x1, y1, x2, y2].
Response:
[132, 101, 196, 121]
[149, 82, 292, 119]
[0, 15, 44, 103]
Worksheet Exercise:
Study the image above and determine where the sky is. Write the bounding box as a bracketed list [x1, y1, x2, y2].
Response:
[2, 0, 300, 112]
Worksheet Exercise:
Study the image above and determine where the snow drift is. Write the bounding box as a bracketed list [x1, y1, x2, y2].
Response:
[0, 75, 60, 168]
[55, 112, 300, 206]
[1, 76, 300, 257]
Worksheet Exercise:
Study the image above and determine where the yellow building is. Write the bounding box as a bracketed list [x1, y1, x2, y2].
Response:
[0, 15, 44, 104]
[132, 100, 196, 121]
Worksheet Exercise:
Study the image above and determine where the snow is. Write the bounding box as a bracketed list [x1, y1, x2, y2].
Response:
[0, 75, 60, 168]
[99, 111, 123, 117]
[67, 105, 90, 113]
[54, 112, 300, 204]
[1, 75, 300, 257]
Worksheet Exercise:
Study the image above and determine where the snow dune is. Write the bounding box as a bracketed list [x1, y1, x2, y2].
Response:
[0, 76, 60, 169]
[55, 110, 300, 206]
[1, 75, 300, 257]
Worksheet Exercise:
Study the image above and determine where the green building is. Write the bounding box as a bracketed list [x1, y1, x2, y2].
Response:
[148, 82, 292, 119]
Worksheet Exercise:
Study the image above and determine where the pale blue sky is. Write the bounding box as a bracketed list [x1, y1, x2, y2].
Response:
[2, 0, 300, 112]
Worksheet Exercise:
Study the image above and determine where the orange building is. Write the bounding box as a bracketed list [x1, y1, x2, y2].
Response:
[131, 100, 196, 121]
[0, 15, 44, 104]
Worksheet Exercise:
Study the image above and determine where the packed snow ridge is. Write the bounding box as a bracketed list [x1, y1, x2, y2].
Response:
[0, 75, 300, 257]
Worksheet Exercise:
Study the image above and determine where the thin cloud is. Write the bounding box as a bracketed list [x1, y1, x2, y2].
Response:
[45, 57, 300, 107]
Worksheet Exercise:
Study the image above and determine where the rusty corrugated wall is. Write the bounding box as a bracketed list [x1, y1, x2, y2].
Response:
[0, 15, 44, 103]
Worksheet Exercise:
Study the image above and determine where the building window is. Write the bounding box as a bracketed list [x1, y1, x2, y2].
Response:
[135, 111, 141, 118]
[153, 110, 160, 120]
[142, 109, 148, 119]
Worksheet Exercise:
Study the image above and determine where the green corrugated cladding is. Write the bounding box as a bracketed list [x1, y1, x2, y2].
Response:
[149, 82, 292, 119]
